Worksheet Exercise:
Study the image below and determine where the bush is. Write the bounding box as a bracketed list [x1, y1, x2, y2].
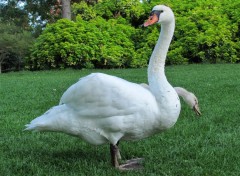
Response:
[28, 17, 136, 69]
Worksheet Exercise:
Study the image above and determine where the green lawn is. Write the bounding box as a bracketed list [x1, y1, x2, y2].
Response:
[1, 64, 240, 175]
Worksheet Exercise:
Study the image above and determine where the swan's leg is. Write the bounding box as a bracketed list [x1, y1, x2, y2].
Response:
[110, 144, 120, 167]
[110, 142, 144, 171]
[116, 141, 121, 160]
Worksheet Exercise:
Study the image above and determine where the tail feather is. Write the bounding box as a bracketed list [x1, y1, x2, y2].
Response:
[24, 114, 48, 132]
[24, 124, 39, 132]
[24, 104, 70, 132]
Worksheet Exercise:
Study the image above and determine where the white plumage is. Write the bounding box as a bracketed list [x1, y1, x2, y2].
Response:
[25, 5, 188, 170]
[26, 73, 178, 144]
[141, 83, 201, 116]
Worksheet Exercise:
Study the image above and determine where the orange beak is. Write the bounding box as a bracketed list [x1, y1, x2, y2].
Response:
[143, 14, 159, 27]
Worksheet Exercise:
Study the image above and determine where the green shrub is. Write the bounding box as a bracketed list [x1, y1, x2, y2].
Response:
[28, 17, 136, 69]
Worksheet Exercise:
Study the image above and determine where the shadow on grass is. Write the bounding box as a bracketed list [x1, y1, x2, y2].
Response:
[15, 139, 111, 172]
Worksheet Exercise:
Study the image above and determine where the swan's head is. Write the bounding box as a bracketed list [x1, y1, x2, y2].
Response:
[144, 5, 174, 27]
[184, 93, 201, 116]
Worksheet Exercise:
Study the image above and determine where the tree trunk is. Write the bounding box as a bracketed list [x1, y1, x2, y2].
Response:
[61, 0, 71, 20]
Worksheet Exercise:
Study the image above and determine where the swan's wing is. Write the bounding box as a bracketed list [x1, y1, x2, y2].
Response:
[59, 73, 158, 118]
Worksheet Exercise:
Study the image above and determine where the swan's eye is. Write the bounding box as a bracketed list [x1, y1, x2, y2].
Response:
[150, 10, 164, 18]
[149, 11, 154, 16]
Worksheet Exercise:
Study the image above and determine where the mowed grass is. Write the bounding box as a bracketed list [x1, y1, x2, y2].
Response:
[1, 64, 240, 175]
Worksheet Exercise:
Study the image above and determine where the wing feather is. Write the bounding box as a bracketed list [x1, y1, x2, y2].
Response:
[60, 73, 158, 119]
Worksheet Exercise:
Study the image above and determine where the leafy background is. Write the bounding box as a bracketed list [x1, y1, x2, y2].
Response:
[1, 0, 240, 71]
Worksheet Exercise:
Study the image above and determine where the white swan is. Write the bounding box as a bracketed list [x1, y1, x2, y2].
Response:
[25, 5, 182, 170]
[140, 83, 201, 115]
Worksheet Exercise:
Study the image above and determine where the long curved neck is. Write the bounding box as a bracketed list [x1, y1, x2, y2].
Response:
[174, 87, 188, 97]
[148, 20, 175, 95]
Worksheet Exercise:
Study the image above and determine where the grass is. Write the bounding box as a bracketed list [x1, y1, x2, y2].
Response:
[1, 64, 240, 175]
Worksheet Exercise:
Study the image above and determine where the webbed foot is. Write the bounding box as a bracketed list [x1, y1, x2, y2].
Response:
[118, 158, 144, 171]
[110, 143, 144, 171]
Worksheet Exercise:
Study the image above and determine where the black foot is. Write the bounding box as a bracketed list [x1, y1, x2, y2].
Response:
[118, 158, 144, 171]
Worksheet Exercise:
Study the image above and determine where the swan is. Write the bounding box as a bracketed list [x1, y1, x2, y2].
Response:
[140, 83, 201, 116]
[25, 5, 184, 170]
